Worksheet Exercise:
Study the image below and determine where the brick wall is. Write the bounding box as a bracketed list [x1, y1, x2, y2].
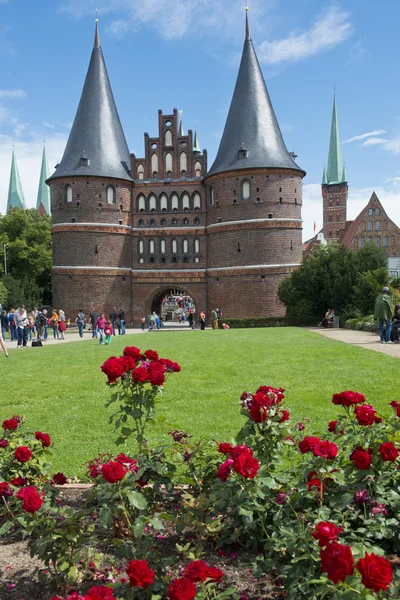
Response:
[322, 182, 348, 241]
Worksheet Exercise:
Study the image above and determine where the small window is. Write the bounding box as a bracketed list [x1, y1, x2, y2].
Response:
[183, 257, 189, 263]
[368, 237, 373, 245]
[336, 213, 340, 222]
[153, 172, 158, 179]
[329, 214, 333, 222]
[161, 257, 166, 263]
[138, 195, 145, 212]
[194, 257, 200, 263]
[172, 239, 178, 254]
[172, 257, 178, 263]
[329, 229, 333, 237]
[367, 220, 373, 231]
[193, 192, 201, 210]
[360, 236, 365, 248]
[160, 194, 168, 212]
[165, 130, 172, 146]
[194, 217, 200, 225]
[137, 164, 144, 180]
[183, 218, 189, 225]
[336, 199, 340, 206]
[182, 193, 190, 211]
[70, 217, 76, 223]
[172, 218, 178, 225]
[375, 208, 380, 216]
[106, 185, 115, 204]
[368, 208, 373, 216]
[171, 194, 179, 211]
[139, 240, 144, 254]
[241, 179, 250, 200]
[160, 239, 166, 253]
[375, 236, 381, 247]
[194, 238, 200, 253]
[384, 236, 389, 247]
[180, 152, 187, 173]
[183, 239, 188, 253]
[66, 184, 73, 203]
[149, 257, 155, 263]
[329, 199, 332, 206]
[336, 229, 340, 237]
[194, 161, 202, 177]
[161, 218, 166, 226]
[149, 194, 156, 212]
[210, 186, 215, 205]
[139, 258, 144, 264]
[375, 220, 381, 231]
[165, 153, 173, 173]
[149, 240, 155, 254]
[138, 219, 144, 227]
[149, 218, 156, 226]
[151, 153, 158, 173]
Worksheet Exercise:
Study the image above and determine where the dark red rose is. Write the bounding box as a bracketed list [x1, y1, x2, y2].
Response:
[379, 442, 399, 462]
[144, 349, 159, 361]
[307, 470, 319, 481]
[0, 439, 9, 448]
[350, 446, 373, 470]
[126, 559, 155, 588]
[390, 400, 400, 409]
[275, 492, 287, 504]
[233, 453, 260, 479]
[218, 443, 233, 454]
[256, 386, 285, 402]
[2, 418, 19, 431]
[296, 422, 305, 431]
[132, 366, 149, 383]
[312, 521, 342, 546]
[86, 586, 117, 600]
[100, 357, 126, 383]
[10, 477, 27, 487]
[16, 486, 43, 513]
[328, 420, 338, 432]
[89, 464, 101, 478]
[170, 361, 181, 372]
[123, 346, 142, 360]
[298, 436, 321, 454]
[332, 390, 366, 407]
[229, 445, 254, 460]
[371, 501, 388, 516]
[355, 404, 377, 426]
[397, 405, 400, 419]
[184, 560, 223, 583]
[307, 478, 326, 495]
[312, 440, 338, 460]
[119, 355, 137, 372]
[160, 358, 181, 372]
[354, 489, 370, 504]
[101, 461, 127, 483]
[14, 446, 32, 463]
[116, 454, 138, 473]
[148, 369, 165, 386]
[52, 472, 68, 485]
[217, 459, 233, 482]
[355, 553, 393, 592]
[279, 410, 290, 423]
[320, 542, 354, 584]
[0, 482, 13, 497]
[168, 577, 197, 600]
[35, 431, 51, 447]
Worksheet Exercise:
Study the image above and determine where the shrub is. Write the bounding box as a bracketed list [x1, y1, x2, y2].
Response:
[218, 317, 287, 328]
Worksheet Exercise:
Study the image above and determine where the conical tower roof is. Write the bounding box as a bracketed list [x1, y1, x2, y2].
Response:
[207, 11, 304, 177]
[326, 95, 345, 185]
[7, 149, 26, 212]
[48, 22, 131, 182]
[36, 145, 51, 214]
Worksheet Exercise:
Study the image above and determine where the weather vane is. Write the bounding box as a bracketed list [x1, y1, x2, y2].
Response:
[245, 1, 248, 11]
[95, 8, 98, 23]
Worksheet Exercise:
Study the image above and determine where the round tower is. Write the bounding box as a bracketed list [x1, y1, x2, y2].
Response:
[204, 9, 306, 319]
[47, 21, 133, 319]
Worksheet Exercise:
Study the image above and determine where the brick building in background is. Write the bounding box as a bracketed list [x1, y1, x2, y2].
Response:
[48, 12, 306, 323]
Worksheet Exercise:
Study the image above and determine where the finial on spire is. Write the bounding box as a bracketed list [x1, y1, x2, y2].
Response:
[178, 110, 184, 136]
[94, 10, 100, 47]
[245, 2, 250, 39]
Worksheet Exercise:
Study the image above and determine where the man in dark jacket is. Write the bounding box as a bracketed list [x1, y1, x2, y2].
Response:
[374, 286, 393, 344]
[118, 309, 125, 335]
[90, 307, 99, 338]
[110, 307, 119, 336]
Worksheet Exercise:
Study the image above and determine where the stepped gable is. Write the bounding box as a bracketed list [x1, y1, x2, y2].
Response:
[48, 21, 131, 183]
[207, 10, 304, 177]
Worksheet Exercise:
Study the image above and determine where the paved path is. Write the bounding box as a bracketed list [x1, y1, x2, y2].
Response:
[310, 327, 400, 358]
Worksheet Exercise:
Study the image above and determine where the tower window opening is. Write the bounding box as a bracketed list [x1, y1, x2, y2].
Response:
[65, 184, 73, 203]
[241, 179, 251, 200]
[237, 242, 241, 252]
[120, 204, 123, 211]
[70, 217, 76, 223]
[95, 245, 98, 254]
[268, 213, 273, 219]
[106, 186, 116, 204]
[76, 201, 80, 208]
[279, 197, 282, 204]
[118, 219, 123, 225]
[139, 240, 144, 254]
[150, 257, 155, 263]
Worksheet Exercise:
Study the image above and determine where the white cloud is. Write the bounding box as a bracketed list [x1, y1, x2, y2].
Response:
[0, 89, 26, 99]
[348, 40, 370, 62]
[43, 121, 55, 129]
[343, 130, 386, 144]
[361, 136, 400, 154]
[258, 6, 352, 65]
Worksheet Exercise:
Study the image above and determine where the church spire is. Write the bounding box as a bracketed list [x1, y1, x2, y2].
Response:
[94, 14, 100, 47]
[48, 19, 131, 182]
[245, 4, 250, 39]
[193, 130, 201, 154]
[7, 149, 26, 213]
[36, 145, 51, 215]
[178, 111, 184, 136]
[326, 94, 345, 184]
[207, 7, 304, 177]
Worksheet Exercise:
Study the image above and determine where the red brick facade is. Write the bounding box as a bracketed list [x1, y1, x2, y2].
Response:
[322, 182, 348, 242]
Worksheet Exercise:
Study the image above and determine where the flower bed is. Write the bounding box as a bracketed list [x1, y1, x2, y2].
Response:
[1, 346, 399, 599]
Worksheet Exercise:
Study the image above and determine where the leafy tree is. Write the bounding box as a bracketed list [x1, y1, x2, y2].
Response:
[0, 280, 7, 306]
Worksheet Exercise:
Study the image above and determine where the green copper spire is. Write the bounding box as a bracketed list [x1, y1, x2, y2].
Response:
[322, 165, 327, 184]
[193, 130, 201, 154]
[7, 149, 26, 213]
[36, 145, 51, 215]
[342, 163, 347, 183]
[326, 95, 344, 184]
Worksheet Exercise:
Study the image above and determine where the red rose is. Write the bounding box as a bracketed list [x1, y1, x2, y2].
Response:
[144, 349, 159, 361]
[0, 439, 9, 448]
[86, 586, 117, 600]
[350, 447, 373, 470]
[2, 418, 19, 431]
[100, 357, 126, 383]
[116, 453, 138, 472]
[379, 442, 399, 462]
[184, 560, 223, 583]
[279, 410, 290, 423]
[355, 404, 377, 426]
[298, 436, 321, 454]
[320, 542, 354, 584]
[168, 577, 197, 600]
[217, 458, 233, 482]
[256, 386, 285, 402]
[160, 358, 181, 372]
[10, 477, 27, 487]
[332, 390, 366, 407]
[312, 440, 338, 460]
[16, 486, 43, 513]
[355, 553, 393, 593]
[52, 472, 68, 485]
[14, 446, 32, 463]
[233, 453, 260, 479]
[148, 369, 165, 386]
[229, 445, 253, 459]
[101, 461, 127, 483]
[218, 443, 233, 454]
[123, 346, 142, 359]
[307, 479, 326, 496]
[126, 559, 155, 588]
[35, 431, 51, 447]
[249, 391, 276, 422]
[312, 522, 342, 546]
[132, 366, 149, 383]
[0, 482, 13, 497]
[119, 355, 137, 372]
[390, 400, 400, 409]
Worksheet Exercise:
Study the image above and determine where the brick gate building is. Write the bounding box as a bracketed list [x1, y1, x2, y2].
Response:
[48, 12, 305, 323]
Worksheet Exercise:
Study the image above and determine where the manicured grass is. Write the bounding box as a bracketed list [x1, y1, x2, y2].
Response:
[0, 328, 398, 477]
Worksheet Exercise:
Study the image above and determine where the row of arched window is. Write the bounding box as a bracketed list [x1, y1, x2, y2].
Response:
[138, 238, 200, 254]
[209, 180, 299, 205]
[328, 213, 342, 222]
[138, 217, 200, 227]
[136, 156, 202, 180]
[137, 192, 201, 213]
[368, 207, 380, 216]
[367, 220, 381, 231]
[65, 184, 116, 204]
[360, 236, 388, 248]
[139, 256, 201, 265]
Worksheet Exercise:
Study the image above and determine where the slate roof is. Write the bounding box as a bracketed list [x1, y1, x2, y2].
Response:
[48, 23, 131, 182]
[207, 14, 304, 177]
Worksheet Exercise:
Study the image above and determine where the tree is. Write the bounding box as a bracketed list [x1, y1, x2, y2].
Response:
[0, 280, 7, 307]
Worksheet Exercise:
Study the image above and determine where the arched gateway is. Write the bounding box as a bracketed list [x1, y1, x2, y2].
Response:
[150, 288, 196, 323]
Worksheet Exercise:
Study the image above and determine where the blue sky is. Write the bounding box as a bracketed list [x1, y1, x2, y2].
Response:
[1, 0, 400, 240]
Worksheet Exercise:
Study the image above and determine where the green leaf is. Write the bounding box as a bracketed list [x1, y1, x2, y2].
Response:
[67, 565, 79, 581]
[121, 427, 132, 436]
[150, 517, 164, 530]
[126, 491, 148, 510]
[133, 520, 145, 538]
[0, 521, 13, 536]
[99, 507, 113, 528]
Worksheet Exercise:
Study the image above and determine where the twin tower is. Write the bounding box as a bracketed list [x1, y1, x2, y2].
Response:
[48, 13, 306, 322]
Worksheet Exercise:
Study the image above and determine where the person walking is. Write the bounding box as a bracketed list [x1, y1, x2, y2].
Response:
[35, 309, 47, 341]
[27, 312, 35, 341]
[119, 309, 126, 335]
[391, 304, 400, 343]
[374, 286, 393, 344]
[95, 312, 107, 344]
[110, 307, 119, 336]
[104, 320, 113, 345]
[1, 310, 8, 340]
[90, 307, 99, 338]
[14, 306, 28, 348]
[58, 310, 67, 340]
[212, 309, 219, 330]
[7, 308, 16, 341]
[50, 310, 59, 340]
[199, 310, 206, 330]
[140, 316, 146, 331]
[75, 310, 86, 338]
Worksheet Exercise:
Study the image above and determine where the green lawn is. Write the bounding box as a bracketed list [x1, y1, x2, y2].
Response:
[0, 328, 398, 477]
